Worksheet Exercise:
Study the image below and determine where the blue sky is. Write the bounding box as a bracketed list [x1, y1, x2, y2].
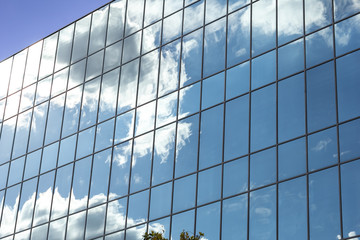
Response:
[0, 0, 111, 62]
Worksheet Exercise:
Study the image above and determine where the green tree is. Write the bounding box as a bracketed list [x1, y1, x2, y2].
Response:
[142, 230, 204, 240]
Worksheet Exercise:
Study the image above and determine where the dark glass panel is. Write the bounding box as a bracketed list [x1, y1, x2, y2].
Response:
[201, 72, 224, 109]
[278, 39, 304, 79]
[226, 61, 249, 100]
[250, 147, 276, 189]
[339, 119, 360, 162]
[278, 138, 306, 180]
[306, 26, 334, 67]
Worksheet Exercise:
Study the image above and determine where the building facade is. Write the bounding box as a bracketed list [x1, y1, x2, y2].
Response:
[0, 0, 360, 239]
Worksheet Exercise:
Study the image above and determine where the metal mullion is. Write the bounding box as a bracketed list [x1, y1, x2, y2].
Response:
[193, 0, 206, 236]
[169, 0, 184, 238]
[331, 0, 344, 238]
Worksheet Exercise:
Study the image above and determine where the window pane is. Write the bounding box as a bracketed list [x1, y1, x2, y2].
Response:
[334, 0, 360, 21]
[306, 26, 334, 67]
[12, 109, 32, 159]
[72, 16, 91, 63]
[339, 119, 360, 162]
[278, 138, 306, 180]
[28, 102, 48, 152]
[51, 67, 68, 97]
[62, 85, 82, 137]
[67, 211, 86, 239]
[179, 82, 200, 118]
[306, 62, 336, 132]
[85, 204, 106, 239]
[0, 118, 16, 164]
[150, 182, 172, 220]
[45, 94, 65, 145]
[9, 49, 27, 94]
[183, 1, 204, 35]
[106, 197, 127, 234]
[278, 0, 303, 45]
[114, 110, 134, 144]
[23, 149, 41, 180]
[138, 51, 159, 105]
[278, 39, 304, 79]
[16, 178, 37, 231]
[58, 134, 77, 167]
[35, 77, 51, 105]
[127, 190, 149, 227]
[107, 0, 125, 45]
[0, 57, 12, 99]
[335, 15, 360, 56]
[118, 59, 139, 113]
[76, 127, 95, 159]
[85, 50, 104, 81]
[162, 11, 182, 44]
[173, 174, 196, 213]
[206, 0, 226, 23]
[80, 77, 100, 130]
[156, 92, 177, 128]
[250, 147, 276, 189]
[202, 72, 224, 109]
[197, 166, 221, 205]
[39, 33, 58, 80]
[95, 118, 114, 152]
[144, 0, 163, 26]
[305, 0, 332, 33]
[89, 6, 108, 54]
[196, 202, 220, 239]
[222, 195, 247, 240]
[23, 41, 42, 87]
[122, 31, 142, 63]
[223, 157, 248, 197]
[171, 210, 195, 239]
[40, 142, 59, 173]
[125, 0, 144, 36]
[135, 100, 155, 136]
[68, 59, 86, 89]
[55, 24, 74, 71]
[8, 157, 25, 186]
[98, 68, 119, 122]
[104, 42, 122, 72]
[19, 84, 36, 113]
[251, 50, 276, 89]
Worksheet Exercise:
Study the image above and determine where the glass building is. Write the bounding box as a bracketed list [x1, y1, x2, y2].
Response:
[0, 0, 360, 239]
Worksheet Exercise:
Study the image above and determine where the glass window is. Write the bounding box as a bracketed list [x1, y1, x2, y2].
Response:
[58, 134, 77, 167]
[152, 124, 175, 185]
[130, 132, 153, 193]
[9, 49, 27, 95]
[106, 197, 127, 234]
[0, 163, 8, 189]
[305, 0, 332, 33]
[341, 160, 360, 238]
[109, 141, 132, 199]
[162, 11, 182, 44]
[127, 190, 149, 227]
[122, 31, 142, 63]
[226, 61, 249, 100]
[159, 40, 180, 97]
[179, 82, 200, 118]
[138, 51, 159, 105]
[39, 33, 58, 80]
[224, 95, 249, 161]
[222, 195, 247, 240]
[180, 29, 203, 87]
[80, 77, 101, 130]
[150, 182, 172, 220]
[68, 59, 86, 89]
[19, 84, 36, 113]
[199, 105, 223, 169]
[173, 174, 196, 213]
[51, 67, 68, 97]
[223, 157, 248, 197]
[0, 57, 12, 99]
[104, 41, 122, 72]
[62, 85, 82, 138]
[249, 185, 276, 240]
[205, 0, 226, 23]
[16, 178, 37, 231]
[31, 224, 48, 239]
[48, 217, 66, 239]
[308, 127, 338, 171]
[107, 0, 126, 45]
[175, 114, 199, 178]
[144, 0, 163, 27]
[12, 109, 32, 159]
[196, 202, 220, 239]
[251, 50, 276, 89]
[252, 0, 276, 56]
[0, 117, 16, 164]
[114, 110, 135, 144]
[35, 76, 51, 105]
[28, 102, 48, 152]
[72, 15, 91, 63]
[278, 138, 306, 180]
[23, 149, 41, 180]
[85, 50, 104, 81]
[0, 184, 20, 235]
[70, 156, 91, 214]
[334, 0, 360, 21]
[278, 0, 303, 45]
[4, 91, 21, 119]
[95, 118, 114, 152]
[197, 166, 221, 205]
[171, 210, 195, 239]
[98, 68, 119, 122]
[40, 142, 59, 173]
[306, 26, 334, 67]
[250, 147, 276, 189]
[306, 62, 336, 132]
[51, 164, 73, 220]
[228, 0, 250, 12]
[33, 171, 55, 226]
[23, 41, 43, 87]
[125, 0, 144, 36]
[89, 149, 111, 207]
[85, 204, 106, 239]
[45, 94, 65, 145]
[89, 6, 108, 54]
[15, 230, 31, 240]
[335, 14, 360, 56]
[201, 72, 224, 109]
[135, 100, 155, 136]
[183, 1, 204, 35]
[309, 167, 341, 239]
[203, 18, 226, 77]
[76, 127, 95, 159]
[156, 92, 177, 128]
[67, 211, 86, 239]
[279, 177, 307, 240]
[118, 59, 139, 113]
[55, 24, 74, 71]
[278, 73, 305, 142]
[8, 157, 25, 186]
[251, 84, 276, 152]
[339, 119, 360, 162]
[278, 39, 304, 79]
[164, 0, 182, 16]
[336, 51, 360, 122]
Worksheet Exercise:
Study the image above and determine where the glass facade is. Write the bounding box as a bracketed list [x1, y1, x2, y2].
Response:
[0, 0, 360, 239]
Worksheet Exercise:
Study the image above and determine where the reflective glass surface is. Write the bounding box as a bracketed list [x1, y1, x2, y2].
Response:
[0, 0, 359, 239]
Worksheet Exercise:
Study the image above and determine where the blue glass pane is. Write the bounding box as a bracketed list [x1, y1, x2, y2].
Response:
[52, 164, 73, 219]
[201, 72, 224, 109]
[162, 11, 182, 44]
[199, 105, 223, 169]
[224, 95, 249, 161]
[278, 39, 304, 79]
[17, 178, 37, 231]
[24, 149, 41, 180]
[45, 94, 65, 145]
[278, 138, 306, 180]
[306, 62, 336, 132]
[226, 61, 249, 100]
[308, 127, 338, 171]
[115, 110, 134, 144]
[341, 160, 360, 237]
[106, 197, 127, 234]
[127, 190, 149, 227]
[222, 195, 247, 240]
[305, 0, 332, 33]
[95, 118, 114, 152]
[12, 110, 32, 159]
[171, 210, 195, 239]
[196, 202, 220, 239]
[278, 0, 303, 45]
[138, 51, 159, 105]
[150, 182, 172, 220]
[0, 163, 8, 190]
[8, 157, 25, 186]
[58, 134, 77, 167]
[173, 174, 196, 213]
[309, 167, 341, 239]
[278, 73, 305, 142]
[179, 82, 200, 118]
[197, 166, 221, 205]
[62, 86, 82, 138]
[306, 26, 334, 67]
[107, 0, 125, 45]
[118, 60, 139, 114]
[223, 157, 248, 197]
[279, 177, 307, 240]
[135, 101, 155, 136]
[80, 77, 101, 130]
[334, 0, 360, 21]
[156, 92, 177, 128]
[67, 211, 86, 239]
[28, 102, 48, 152]
[339, 119, 360, 162]
[251, 84, 276, 151]
[85, 204, 106, 239]
[251, 50, 276, 89]
[0, 118, 16, 164]
[336, 51, 360, 122]
[335, 15, 360, 56]
[40, 142, 59, 173]
[76, 127, 95, 159]
[183, 1, 204, 35]
[98, 68, 119, 122]
[250, 147, 276, 189]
